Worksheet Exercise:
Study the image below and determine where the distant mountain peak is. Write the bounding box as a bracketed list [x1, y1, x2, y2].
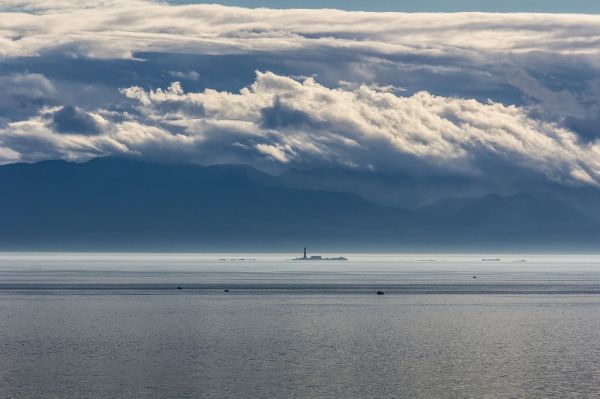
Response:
[0, 157, 598, 251]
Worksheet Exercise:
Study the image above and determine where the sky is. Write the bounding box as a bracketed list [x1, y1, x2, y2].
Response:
[0, 0, 600, 188]
[169, 0, 600, 13]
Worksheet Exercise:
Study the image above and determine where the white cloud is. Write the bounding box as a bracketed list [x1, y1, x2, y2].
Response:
[1, 1, 600, 187]
[2, 71, 599, 186]
[2, 1, 600, 60]
[168, 70, 200, 81]
[0, 116, 126, 163]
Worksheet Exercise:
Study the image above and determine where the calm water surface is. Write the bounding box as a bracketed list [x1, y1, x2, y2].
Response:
[1, 253, 600, 398]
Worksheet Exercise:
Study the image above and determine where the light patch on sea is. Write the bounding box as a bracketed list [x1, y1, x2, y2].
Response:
[1, 252, 600, 398]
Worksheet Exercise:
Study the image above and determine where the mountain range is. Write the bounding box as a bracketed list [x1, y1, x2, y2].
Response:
[0, 157, 598, 251]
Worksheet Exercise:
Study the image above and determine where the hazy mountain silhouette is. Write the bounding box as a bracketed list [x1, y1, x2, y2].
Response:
[278, 167, 499, 209]
[0, 157, 598, 251]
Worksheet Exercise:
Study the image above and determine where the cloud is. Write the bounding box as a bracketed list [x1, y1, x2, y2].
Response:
[0, 73, 56, 120]
[0, 116, 126, 164]
[260, 97, 320, 129]
[2, 3, 600, 124]
[2, 71, 599, 187]
[50, 105, 102, 134]
[167, 70, 200, 81]
[3, 2, 600, 59]
[121, 72, 600, 184]
[1, 1, 600, 186]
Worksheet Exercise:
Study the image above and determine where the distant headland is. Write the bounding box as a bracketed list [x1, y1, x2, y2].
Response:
[293, 247, 348, 261]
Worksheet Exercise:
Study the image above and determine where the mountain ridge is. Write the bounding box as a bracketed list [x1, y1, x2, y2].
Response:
[0, 156, 598, 251]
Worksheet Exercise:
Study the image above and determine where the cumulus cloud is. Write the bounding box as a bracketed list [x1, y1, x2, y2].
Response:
[2, 4, 599, 121]
[2, 71, 599, 186]
[50, 105, 102, 134]
[121, 72, 600, 184]
[1, 1, 600, 186]
[0, 116, 125, 164]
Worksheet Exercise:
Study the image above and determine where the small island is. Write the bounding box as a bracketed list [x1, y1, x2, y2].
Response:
[293, 247, 348, 261]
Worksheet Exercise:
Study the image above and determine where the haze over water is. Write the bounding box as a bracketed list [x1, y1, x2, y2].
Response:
[2, 253, 600, 398]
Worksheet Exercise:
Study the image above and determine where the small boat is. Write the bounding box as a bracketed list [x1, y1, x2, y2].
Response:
[376, 291, 385, 295]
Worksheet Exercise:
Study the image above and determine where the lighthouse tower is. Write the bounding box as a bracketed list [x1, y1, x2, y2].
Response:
[303, 247, 307, 259]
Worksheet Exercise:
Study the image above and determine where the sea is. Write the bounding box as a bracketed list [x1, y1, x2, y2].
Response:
[1, 252, 600, 398]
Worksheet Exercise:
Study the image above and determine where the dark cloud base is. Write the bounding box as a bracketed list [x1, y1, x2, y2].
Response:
[50, 106, 101, 134]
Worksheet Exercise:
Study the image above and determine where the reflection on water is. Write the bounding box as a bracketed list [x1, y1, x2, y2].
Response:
[1, 253, 600, 398]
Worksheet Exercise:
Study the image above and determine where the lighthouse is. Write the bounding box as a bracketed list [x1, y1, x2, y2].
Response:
[293, 247, 347, 261]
